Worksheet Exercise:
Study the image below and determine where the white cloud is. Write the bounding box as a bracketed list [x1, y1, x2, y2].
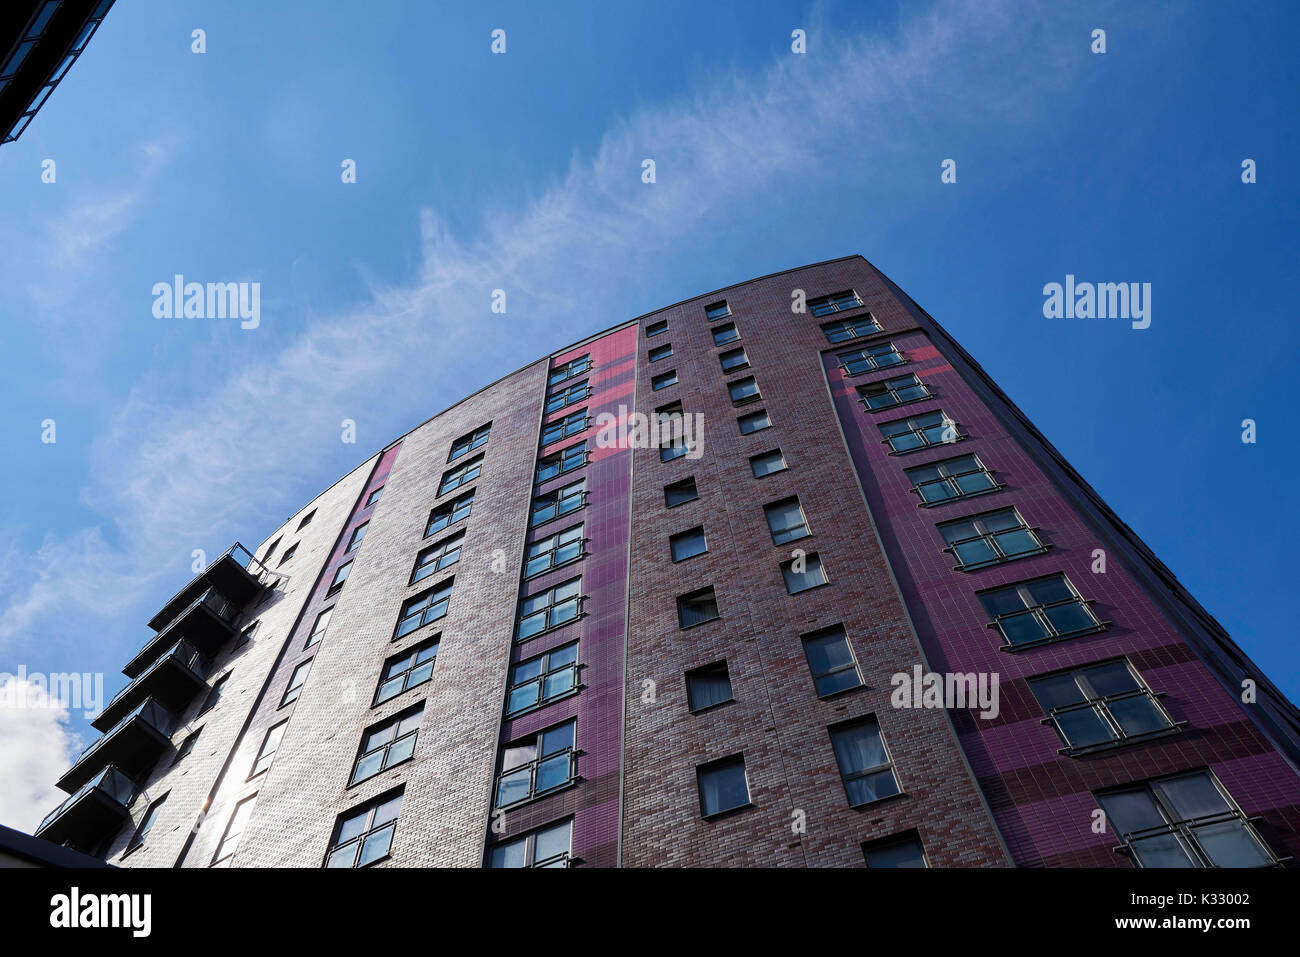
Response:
[0, 678, 82, 832]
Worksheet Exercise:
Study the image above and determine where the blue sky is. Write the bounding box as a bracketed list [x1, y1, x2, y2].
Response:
[1, 0, 1297, 829]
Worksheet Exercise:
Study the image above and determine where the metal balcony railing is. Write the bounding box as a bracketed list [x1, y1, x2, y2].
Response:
[146, 543, 269, 632]
[58, 697, 179, 793]
[37, 765, 136, 838]
[95, 639, 212, 731]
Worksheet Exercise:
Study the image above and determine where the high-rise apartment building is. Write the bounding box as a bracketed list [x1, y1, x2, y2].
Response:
[37, 256, 1300, 868]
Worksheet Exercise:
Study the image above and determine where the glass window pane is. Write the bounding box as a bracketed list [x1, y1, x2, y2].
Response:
[534, 821, 571, 862]
[507, 681, 540, 714]
[1083, 661, 1140, 697]
[489, 837, 527, 868]
[1155, 773, 1231, 822]
[1129, 832, 1198, 868]
[1043, 602, 1096, 635]
[1056, 706, 1116, 748]
[1108, 696, 1170, 737]
[536, 753, 571, 792]
[497, 768, 532, 806]
[1192, 821, 1272, 867]
[357, 825, 394, 866]
[1098, 789, 1166, 835]
[845, 768, 899, 805]
[541, 722, 575, 756]
[831, 722, 886, 776]
[543, 669, 575, 699]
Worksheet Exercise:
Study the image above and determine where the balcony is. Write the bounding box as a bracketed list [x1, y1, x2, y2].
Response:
[57, 698, 178, 794]
[124, 587, 238, 679]
[35, 766, 136, 854]
[145, 543, 268, 632]
[93, 640, 212, 732]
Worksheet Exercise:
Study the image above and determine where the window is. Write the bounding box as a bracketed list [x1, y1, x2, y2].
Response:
[651, 370, 677, 391]
[712, 322, 739, 345]
[366, 487, 383, 507]
[864, 831, 928, 868]
[326, 559, 352, 596]
[705, 300, 731, 321]
[830, 718, 900, 806]
[126, 793, 168, 852]
[173, 728, 201, 766]
[749, 449, 786, 477]
[546, 380, 590, 414]
[531, 478, 585, 526]
[677, 586, 719, 628]
[375, 638, 439, 705]
[425, 489, 474, 537]
[821, 315, 881, 342]
[1030, 660, 1177, 754]
[211, 796, 255, 866]
[262, 537, 282, 563]
[345, 522, 368, 554]
[438, 454, 483, 495]
[410, 531, 464, 585]
[839, 341, 905, 374]
[670, 526, 707, 561]
[297, 510, 316, 530]
[648, 343, 673, 363]
[718, 347, 749, 372]
[495, 720, 577, 807]
[979, 574, 1103, 648]
[764, 497, 810, 544]
[728, 376, 760, 405]
[939, 507, 1045, 570]
[802, 625, 863, 697]
[781, 552, 828, 593]
[655, 401, 692, 462]
[279, 542, 298, 565]
[536, 440, 587, 483]
[506, 642, 579, 717]
[235, 620, 258, 648]
[250, 721, 287, 778]
[697, 755, 749, 816]
[542, 409, 587, 446]
[905, 454, 998, 505]
[859, 373, 931, 411]
[305, 608, 332, 647]
[737, 409, 771, 434]
[809, 290, 864, 317]
[664, 477, 698, 507]
[281, 660, 311, 706]
[686, 661, 732, 712]
[325, 791, 403, 868]
[517, 577, 583, 640]
[449, 423, 491, 462]
[524, 524, 584, 578]
[396, 580, 454, 638]
[646, 319, 668, 337]
[488, 819, 572, 868]
[1096, 771, 1277, 868]
[879, 410, 960, 454]
[548, 355, 590, 387]
[352, 705, 423, 785]
[200, 672, 230, 715]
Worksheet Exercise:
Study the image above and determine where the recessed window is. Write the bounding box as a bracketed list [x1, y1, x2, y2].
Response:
[686, 661, 732, 712]
[297, 510, 316, 530]
[677, 586, 720, 629]
[864, 831, 928, 868]
[351, 705, 423, 785]
[712, 322, 739, 346]
[764, 497, 810, 545]
[839, 342, 905, 374]
[396, 580, 454, 638]
[126, 792, 168, 853]
[438, 454, 483, 496]
[905, 454, 998, 505]
[979, 574, 1103, 649]
[366, 487, 384, 507]
[651, 370, 678, 391]
[646, 319, 668, 337]
[375, 637, 439, 705]
[488, 819, 572, 868]
[939, 507, 1045, 570]
[542, 409, 587, 446]
[781, 552, 827, 593]
[449, 423, 491, 462]
[728, 376, 760, 406]
[830, 717, 900, 806]
[664, 477, 698, 507]
[345, 522, 368, 554]
[305, 608, 332, 647]
[879, 410, 961, 454]
[697, 755, 749, 816]
[200, 672, 231, 714]
[262, 537, 282, 563]
[211, 796, 254, 866]
[737, 409, 771, 434]
[279, 542, 299, 565]
[821, 315, 881, 342]
[506, 642, 579, 717]
[250, 721, 287, 778]
[655, 401, 693, 462]
[718, 347, 749, 373]
[425, 489, 474, 538]
[531, 478, 585, 526]
[326, 559, 353, 596]
[749, 449, 786, 477]
[524, 524, 584, 578]
[859, 373, 931, 411]
[648, 343, 673, 363]
[410, 531, 464, 585]
[1030, 659, 1177, 754]
[548, 355, 591, 387]
[705, 300, 731, 321]
[495, 720, 577, 808]
[173, 728, 201, 766]
[536, 440, 587, 483]
[670, 526, 707, 561]
[517, 577, 583, 640]
[1096, 771, 1277, 868]
[280, 661, 311, 707]
[235, 621, 258, 648]
[546, 380, 590, 415]
[809, 290, 863, 317]
[801, 625, 863, 697]
[325, 791, 403, 868]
